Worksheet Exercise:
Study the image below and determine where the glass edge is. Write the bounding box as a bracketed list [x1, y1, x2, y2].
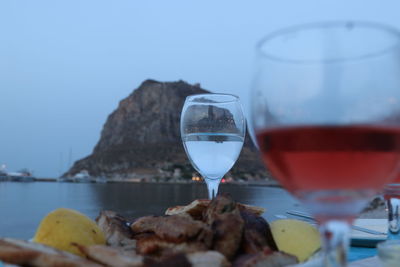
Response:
[255, 20, 400, 65]
[185, 93, 240, 103]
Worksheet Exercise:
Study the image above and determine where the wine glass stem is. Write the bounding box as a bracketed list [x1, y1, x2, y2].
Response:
[206, 179, 220, 199]
[387, 197, 400, 239]
[319, 220, 350, 267]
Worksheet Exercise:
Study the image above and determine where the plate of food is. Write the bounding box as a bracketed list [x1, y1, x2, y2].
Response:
[0, 195, 329, 267]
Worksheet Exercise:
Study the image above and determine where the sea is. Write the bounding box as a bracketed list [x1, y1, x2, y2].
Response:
[0, 182, 303, 239]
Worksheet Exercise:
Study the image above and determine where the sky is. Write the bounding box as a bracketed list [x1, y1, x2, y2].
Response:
[1, 0, 400, 177]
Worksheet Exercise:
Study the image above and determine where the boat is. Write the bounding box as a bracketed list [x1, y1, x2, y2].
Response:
[7, 171, 35, 182]
[0, 165, 36, 182]
[72, 170, 91, 183]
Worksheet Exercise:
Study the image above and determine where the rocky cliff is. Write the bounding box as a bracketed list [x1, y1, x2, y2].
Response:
[64, 80, 271, 181]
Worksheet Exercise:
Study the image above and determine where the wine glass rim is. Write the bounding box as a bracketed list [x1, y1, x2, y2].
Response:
[256, 20, 400, 65]
[185, 93, 240, 103]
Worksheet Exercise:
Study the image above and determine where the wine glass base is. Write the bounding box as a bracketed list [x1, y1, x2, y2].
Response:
[297, 189, 376, 222]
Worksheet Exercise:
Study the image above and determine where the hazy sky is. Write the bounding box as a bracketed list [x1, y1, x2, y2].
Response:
[1, 0, 400, 177]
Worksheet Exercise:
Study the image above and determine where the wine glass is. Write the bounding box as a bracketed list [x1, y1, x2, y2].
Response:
[250, 21, 400, 266]
[181, 93, 246, 199]
[383, 181, 400, 239]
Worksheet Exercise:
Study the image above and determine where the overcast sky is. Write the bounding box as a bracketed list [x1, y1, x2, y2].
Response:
[1, 0, 400, 177]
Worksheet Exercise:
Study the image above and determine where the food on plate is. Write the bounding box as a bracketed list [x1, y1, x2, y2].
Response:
[270, 219, 321, 262]
[33, 208, 106, 256]
[75, 244, 144, 267]
[132, 214, 213, 255]
[240, 209, 278, 254]
[1, 195, 301, 266]
[186, 251, 230, 267]
[233, 248, 298, 267]
[203, 194, 245, 260]
[76, 244, 229, 267]
[165, 199, 210, 219]
[0, 238, 101, 267]
[96, 210, 135, 248]
[165, 199, 265, 218]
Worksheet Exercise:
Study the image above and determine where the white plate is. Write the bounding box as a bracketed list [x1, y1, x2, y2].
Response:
[350, 219, 387, 247]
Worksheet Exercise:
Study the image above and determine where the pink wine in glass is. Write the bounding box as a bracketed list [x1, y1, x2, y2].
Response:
[257, 125, 400, 221]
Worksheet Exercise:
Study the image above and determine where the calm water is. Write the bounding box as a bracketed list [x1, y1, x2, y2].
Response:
[0, 182, 302, 239]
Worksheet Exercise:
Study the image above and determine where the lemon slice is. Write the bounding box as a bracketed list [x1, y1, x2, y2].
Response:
[33, 208, 106, 256]
[270, 219, 321, 262]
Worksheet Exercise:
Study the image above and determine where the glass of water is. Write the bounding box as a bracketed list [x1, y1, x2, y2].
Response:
[180, 94, 246, 199]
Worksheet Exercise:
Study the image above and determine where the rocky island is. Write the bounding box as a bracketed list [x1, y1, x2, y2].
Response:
[64, 80, 272, 183]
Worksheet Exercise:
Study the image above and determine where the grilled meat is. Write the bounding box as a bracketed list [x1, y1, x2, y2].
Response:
[165, 199, 265, 220]
[131, 215, 213, 246]
[76, 244, 144, 267]
[0, 238, 102, 267]
[77, 245, 229, 267]
[143, 253, 192, 267]
[0, 196, 288, 267]
[233, 249, 298, 267]
[204, 194, 244, 260]
[186, 251, 230, 267]
[96, 210, 136, 248]
[136, 235, 208, 256]
[240, 209, 278, 254]
[165, 199, 210, 220]
[236, 203, 265, 217]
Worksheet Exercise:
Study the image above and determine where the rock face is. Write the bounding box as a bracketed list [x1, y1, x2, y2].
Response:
[64, 80, 270, 181]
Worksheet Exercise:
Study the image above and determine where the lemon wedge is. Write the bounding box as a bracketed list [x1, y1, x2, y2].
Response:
[33, 208, 106, 256]
[270, 219, 321, 262]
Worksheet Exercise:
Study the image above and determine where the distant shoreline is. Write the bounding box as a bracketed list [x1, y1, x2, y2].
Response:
[17, 177, 282, 187]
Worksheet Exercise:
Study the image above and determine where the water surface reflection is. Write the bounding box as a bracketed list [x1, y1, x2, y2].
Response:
[0, 182, 302, 239]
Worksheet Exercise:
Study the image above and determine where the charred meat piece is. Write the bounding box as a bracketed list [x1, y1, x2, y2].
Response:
[166, 199, 265, 220]
[136, 235, 208, 256]
[233, 249, 298, 267]
[0, 238, 102, 267]
[240, 209, 278, 254]
[144, 251, 228, 267]
[76, 244, 144, 267]
[131, 215, 213, 246]
[165, 199, 210, 220]
[144, 253, 192, 267]
[96, 210, 136, 248]
[237, 203, 265, 217]
[204, 194, 244, 260]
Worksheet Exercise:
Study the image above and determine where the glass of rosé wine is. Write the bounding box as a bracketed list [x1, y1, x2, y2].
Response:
[250, 22, 400, 266]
